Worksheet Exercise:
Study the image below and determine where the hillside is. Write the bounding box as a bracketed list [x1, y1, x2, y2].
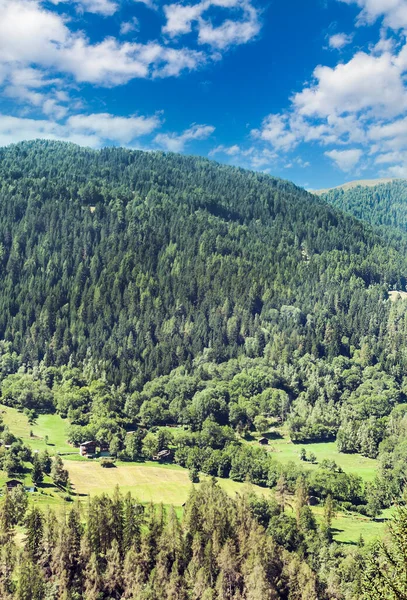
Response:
[320, 179, 407, 233]
[1, 141, 407, 599]
[0, 140, 406, 388]
[315, 178, 401, 195]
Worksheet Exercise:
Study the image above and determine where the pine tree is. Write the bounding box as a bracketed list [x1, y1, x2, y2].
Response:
[15, 558, 45, 600]
[362, 503, 407, 599]
[25, 507, 44, 560]
[31, 455, 43, 486]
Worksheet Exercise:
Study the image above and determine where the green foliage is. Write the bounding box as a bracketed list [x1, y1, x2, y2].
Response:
[323, 179, 407, 233]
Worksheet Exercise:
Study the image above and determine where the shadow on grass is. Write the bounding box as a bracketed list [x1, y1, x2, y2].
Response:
[38, 482, 57, 490]
[291, 437, 336, 445]
[264, 431, 284, 441]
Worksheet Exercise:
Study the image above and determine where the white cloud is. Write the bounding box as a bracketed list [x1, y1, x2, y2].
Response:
[249, 26, 407, 177]
[0, 112, 161, 148]
[162, 0, 261, 50]
[198, 3, 260, 49]
[120, 18, 140, 35]
[67, 112, 161, 144]
[325, 148, 363, 171]
[49, 0, 118, 16]
[328, 32, 353, 49]
[293, 50, 407, 119]
[0, 0, 254, 93]
[155, 123, 215, 151]
[210, 144, 241, 155]
[251, 113, 299, 151]
[133, 0, 157, 8]
[339, 0, 407, 30]
[163, 2, 205, 37]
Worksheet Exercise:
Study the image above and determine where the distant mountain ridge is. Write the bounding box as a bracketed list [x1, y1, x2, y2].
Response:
[320, 178, 407, 234]
[315, 178, 404, 195]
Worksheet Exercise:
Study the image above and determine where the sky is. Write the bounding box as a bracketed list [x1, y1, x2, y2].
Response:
[1, 0, 407, 188]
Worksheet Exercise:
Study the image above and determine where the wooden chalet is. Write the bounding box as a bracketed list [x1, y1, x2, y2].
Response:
[99, 442, 110, 455]
[79, 441, 97, 456]
[6, 479, 23, 491]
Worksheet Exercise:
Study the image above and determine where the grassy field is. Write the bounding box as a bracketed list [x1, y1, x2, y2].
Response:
[65, 459, 390, 544]
[1, 405, 73, 455]
[0, 406, 391, 544]
[66, 460, 274, 506]
[246, 428, 378, 482]
[311, 504, 392, 544]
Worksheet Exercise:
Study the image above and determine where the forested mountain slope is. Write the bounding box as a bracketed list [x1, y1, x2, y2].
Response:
[321, 179, 407, 233]
[0, 140, 406, 389]
[315, 178, 399, 194]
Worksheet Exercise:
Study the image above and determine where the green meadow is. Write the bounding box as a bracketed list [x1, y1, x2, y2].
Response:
[246, 427, 378, 482]
[1, 405, 73, 455]
[0, 406, 392, 544]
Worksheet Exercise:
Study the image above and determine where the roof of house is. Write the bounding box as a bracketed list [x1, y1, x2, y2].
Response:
[80, 441, 97, 447]
[156, 449, 171, 456]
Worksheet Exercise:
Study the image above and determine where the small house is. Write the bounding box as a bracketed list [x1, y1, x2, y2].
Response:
[259, 437, 269, 446]
[153, 449, 172, 461]
[6, 479, 23, 491]
[79, 441, 97, 456]
[99, 441, 110, 457]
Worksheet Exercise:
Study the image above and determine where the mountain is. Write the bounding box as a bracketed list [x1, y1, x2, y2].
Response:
[319, 178, 407, 233]
[2, 141, 407, 600]
[0, 140, 406, 389]
[1, 140, 407, 385]
[314, 178, 401, 195]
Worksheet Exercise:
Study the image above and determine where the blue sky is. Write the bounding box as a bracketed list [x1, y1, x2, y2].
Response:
[0, 0, 406, 188]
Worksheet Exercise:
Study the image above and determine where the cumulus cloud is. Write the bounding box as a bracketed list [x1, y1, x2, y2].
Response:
[162, 0, 261, 50]
[293, 50, 407, 120]
[210, 144, 241, 156]
[155, 124, 215, 151]
[339, 0, 407, 30]
[0, 0, 259, 94]
[120, 18, 140, 35]
[252, 114, 299, 151]
[325, 148, 363, 171]
[49, 0, 118, 16]
[0, 112, 161, 148]
[328, 32, 353, 49]
[67, 113, 161, 144]
[250, 33, 407, 176]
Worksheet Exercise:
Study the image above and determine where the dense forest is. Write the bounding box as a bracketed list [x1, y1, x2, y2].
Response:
[2, 141, 407, 597]
[321, 179, 407, 234]
[0, 140, 407, 385]
[1, 141, 407, 501]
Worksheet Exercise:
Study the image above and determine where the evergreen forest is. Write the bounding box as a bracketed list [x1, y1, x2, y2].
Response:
[0, 141, 407, 598]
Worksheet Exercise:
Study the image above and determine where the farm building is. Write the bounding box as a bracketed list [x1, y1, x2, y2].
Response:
[79, 441, 97, 456]
[6, 479, 23, 490]
[153, 449, 172, 461]
[79, 441, 110, 457]
[99, 442, 110, 456]
[259, 437, 269, 445]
